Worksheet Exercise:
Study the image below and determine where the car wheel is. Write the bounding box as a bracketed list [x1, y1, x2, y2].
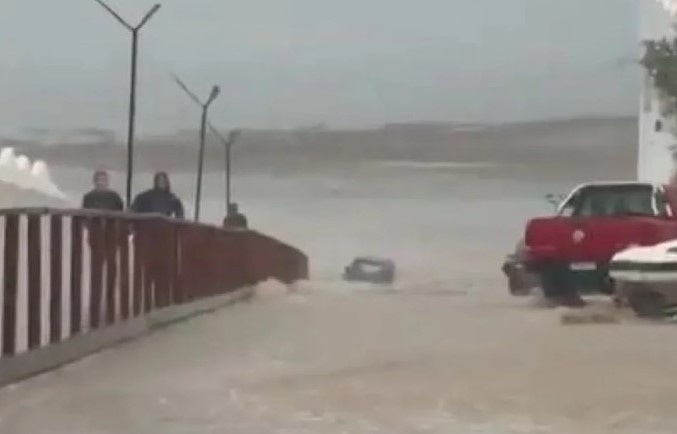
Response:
[508, 273, 529, 296]
[628, 291, 666, 319]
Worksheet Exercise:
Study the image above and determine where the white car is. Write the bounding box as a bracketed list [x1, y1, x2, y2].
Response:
[610, 240, 677, 318]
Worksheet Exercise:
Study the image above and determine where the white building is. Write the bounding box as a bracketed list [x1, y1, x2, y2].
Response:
[639, 0, 677, 183]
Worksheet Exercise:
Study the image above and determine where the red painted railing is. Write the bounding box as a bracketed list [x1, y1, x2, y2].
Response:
[0, 208, 308, 358]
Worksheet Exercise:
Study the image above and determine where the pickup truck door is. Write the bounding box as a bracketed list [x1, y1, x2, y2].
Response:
[565, 216, 648, 264]
[565, 185, 667, 264]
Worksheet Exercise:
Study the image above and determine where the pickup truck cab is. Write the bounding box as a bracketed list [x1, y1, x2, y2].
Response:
[518, 182, 677, 306]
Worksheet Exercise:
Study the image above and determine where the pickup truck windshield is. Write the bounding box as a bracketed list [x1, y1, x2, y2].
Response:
[559, 185, 658, 217]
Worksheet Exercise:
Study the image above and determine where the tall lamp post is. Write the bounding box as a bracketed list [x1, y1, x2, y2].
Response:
[172, 75, 220, 221]
[93, 0, 161, 208]
[208, 123, 242, 212]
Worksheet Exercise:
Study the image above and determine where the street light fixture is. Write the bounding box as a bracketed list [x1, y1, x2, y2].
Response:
[172, 74, 221, 221]
[208, 123, 242, 213]
[93, 0, 162, 208]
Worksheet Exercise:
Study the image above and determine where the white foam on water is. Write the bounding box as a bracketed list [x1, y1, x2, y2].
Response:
[377, 161, 505, 170]
[297, 278, 394, 295]
[253, 279, 296, 300]
[0, 127, 117, 146]
[0, 147, 69, 206]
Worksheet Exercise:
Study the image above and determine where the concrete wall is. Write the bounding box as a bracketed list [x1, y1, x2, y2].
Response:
[639, 0, 677, 183]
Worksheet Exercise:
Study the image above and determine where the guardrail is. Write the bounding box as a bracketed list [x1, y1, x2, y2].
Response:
[0, 208, 308, 359]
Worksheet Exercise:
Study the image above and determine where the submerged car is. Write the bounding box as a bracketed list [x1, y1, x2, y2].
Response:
[343, 256, 396, 284]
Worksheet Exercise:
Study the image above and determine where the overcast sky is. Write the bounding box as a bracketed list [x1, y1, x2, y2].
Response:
[0, 0, 639, 134]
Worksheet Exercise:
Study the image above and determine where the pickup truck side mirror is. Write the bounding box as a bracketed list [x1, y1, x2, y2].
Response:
[545, 193, 565, 211]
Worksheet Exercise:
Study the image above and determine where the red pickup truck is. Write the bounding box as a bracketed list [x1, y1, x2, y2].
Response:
[503, 182, 677, 306]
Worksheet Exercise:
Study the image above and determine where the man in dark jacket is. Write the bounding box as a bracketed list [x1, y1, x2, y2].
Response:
[223, 202, 248, 228]
[131, 172, 184, 219]
[82, 170, 123, 295]
[82, 170, 124, 211]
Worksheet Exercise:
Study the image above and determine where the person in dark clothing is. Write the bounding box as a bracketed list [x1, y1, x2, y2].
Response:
[81, 171, 123, 296]
[131, 172, 184, 219]
[82, 170, 124, 211]
[223, 202, 248, 228]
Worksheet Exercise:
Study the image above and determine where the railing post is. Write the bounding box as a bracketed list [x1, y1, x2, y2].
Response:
[154, 220, 169, 309]
[26, 215, 42, 350]
[171, 224, 181, 305]
[2, 215, 19, 356]
[119, 220, 130, 320]
[132, 221, 143, 317]
[141, 221, 153, 313]
[104, 218, 118, 325]
[88, 217, 104, 330]
[70, 216, 83, 336]
[49, 215, 63, 344]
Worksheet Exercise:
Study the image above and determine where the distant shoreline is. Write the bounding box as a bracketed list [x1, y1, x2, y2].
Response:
[0, 114, 636, 147]
[0, 116, 637, 183]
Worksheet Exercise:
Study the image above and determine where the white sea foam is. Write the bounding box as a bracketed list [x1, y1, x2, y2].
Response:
[0, 147, 70, 207]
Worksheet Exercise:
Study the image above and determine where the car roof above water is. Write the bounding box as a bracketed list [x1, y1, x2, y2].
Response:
[353, 256, 394, 265]
[572, 181, 656, 190]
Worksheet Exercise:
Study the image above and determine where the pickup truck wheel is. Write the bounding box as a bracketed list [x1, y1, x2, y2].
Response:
[508, 272, 529, 296]
[628, 291, 666, 319]
[539, 265, 585, 308]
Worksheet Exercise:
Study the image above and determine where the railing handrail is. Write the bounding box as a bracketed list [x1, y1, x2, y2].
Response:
[0, 207, 247, 232]
[0, 207, 308, 258]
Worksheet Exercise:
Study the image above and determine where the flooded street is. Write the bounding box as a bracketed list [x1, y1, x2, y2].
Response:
[2, 118, 675, 433]
[0, 0, 652, 426]
[2, 283, 677, 433]
[2, 145, 677, 433]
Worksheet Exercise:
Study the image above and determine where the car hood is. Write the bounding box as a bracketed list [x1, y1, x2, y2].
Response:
[611, 239, 677, 264]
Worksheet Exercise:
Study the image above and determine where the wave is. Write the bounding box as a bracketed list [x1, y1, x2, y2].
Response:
[376, 160, 504, 170]
[0, 147, 71, 208]
[0, 128, 116, 146]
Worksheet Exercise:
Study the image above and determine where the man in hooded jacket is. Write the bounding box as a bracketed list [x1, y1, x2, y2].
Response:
[131, 172, 184, 219]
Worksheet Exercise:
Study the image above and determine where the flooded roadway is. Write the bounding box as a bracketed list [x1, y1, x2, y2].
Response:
[2, 282, 677, 433]
[2, 158, 677, 433]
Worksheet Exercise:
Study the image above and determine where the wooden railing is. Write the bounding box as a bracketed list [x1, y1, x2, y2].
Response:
[0, 208, 308, 358]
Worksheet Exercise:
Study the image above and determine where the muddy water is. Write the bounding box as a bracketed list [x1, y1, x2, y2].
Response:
[2, 164, 676, 433]
[2, 286, 677, 434]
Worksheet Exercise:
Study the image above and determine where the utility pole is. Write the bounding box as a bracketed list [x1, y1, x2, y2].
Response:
[172, 75, 220, 221]
[93, 0, 161, 208]
[208, 123, 242, 212]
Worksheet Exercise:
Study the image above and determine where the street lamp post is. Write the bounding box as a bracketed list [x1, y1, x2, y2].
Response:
[172, 75, 220, 221]
[93, 0, 161, 208]
[208, 124, 242, 212]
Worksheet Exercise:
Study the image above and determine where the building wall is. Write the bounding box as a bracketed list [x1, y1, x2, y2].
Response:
[639, 0, 677, 183]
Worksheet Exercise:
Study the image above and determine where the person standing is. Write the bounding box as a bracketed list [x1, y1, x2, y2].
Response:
[131, 172, 184, 219]
[81, 170, 124, 306]
[82, 170, 124, 211]
[222, 202, 248, 228]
